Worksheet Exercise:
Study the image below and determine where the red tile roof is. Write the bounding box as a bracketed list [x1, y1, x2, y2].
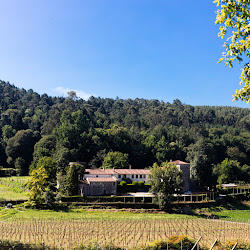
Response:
[85, 169, 115, 175]
[86, 177, 117, 183]
[115, 169, 150, 175]
[171, 160, 189, 165]
[85, 169, 151, 175]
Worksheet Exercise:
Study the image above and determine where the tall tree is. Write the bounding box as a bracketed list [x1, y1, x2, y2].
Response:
[53, 110, 89, 161]
[2, 125, 16, 144]
[26, 166, 48, 207]
[213, 158, 241, 184]
[5, 129, 40, 174]
[89, 149, 107, 169]
[214, 0, 250, 102]
[102, 151, 130, 169]
[186, 139, 215, 189]
[32, 135, 56, 164]
[149, 162, 183, 210]
[30, 156, 57, 183]
[63, 163, 85, 196]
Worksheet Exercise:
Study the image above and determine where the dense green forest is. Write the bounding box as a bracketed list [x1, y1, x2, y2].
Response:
[0, 80, 250, 188]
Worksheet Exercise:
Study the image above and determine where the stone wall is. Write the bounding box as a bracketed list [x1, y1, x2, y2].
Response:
[79, 181, 117, 196]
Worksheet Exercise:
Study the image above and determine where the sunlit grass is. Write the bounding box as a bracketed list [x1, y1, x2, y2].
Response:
[0, 176, 30, 201]
[193, 201, 250, 222]
[213, 209, 250, 222]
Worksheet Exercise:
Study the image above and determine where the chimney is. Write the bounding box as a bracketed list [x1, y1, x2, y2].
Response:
[170, 159, 172, 162]
[129, 165, 131, 169]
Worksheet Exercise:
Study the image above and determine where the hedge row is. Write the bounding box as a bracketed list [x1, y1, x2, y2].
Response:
[117, 183, 150, 193]
[61, 195, 154, 203]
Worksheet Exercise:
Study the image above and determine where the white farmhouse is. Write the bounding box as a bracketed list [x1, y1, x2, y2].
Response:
[77, 160, 190, 196]
[84, 168, 151, 183]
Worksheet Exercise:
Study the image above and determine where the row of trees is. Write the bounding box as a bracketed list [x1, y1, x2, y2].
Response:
[0, 81, 250, 190]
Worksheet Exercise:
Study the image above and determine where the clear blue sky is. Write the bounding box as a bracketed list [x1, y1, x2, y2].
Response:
[0, 0, 249, 108]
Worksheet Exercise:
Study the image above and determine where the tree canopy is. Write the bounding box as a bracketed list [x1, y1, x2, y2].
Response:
[102, 151, 129, 169]
[0, 81, 250, 185]
[30, 156, 57, 183]
[5, 129, 40, 174]
[62, 163, 85, 196]
[149, 162, 183, 210]
[213, 158, 250, 184]
[214, 0, 250, 102]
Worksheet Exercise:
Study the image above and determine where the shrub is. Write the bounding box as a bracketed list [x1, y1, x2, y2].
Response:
[55, 193, 62, 202]
[43, 189, 55, 208]
[120, 181, 127, 186]
[61, 195, 84, 202]
[146, 235, 198, 250]
[142, 184, 151, 192]
[138, 181, 144, 188]
[6, 203, 13, 209]
[73, 242, 122, 249]
[117, 183, 139, 193]
[0, 239, 55, 249]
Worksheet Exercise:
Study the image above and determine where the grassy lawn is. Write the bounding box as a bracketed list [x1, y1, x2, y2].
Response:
[213, 208, 250, 222]
[193, 200, 250, 222]
[0, 176, 30, 201]
[0, 203, 249, 222]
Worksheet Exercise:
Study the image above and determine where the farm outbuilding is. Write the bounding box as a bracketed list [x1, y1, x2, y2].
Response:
[79, 177, 117, 196]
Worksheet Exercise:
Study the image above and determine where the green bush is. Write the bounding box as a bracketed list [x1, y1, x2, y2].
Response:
[73, 242, 122, 249]
[43, 189, 55, 208]
[61, 195, 84, 202]
[138, 181, 144, 188]
[118, 183, 137, 193]
[120, 181, 126, 186]
[144, 235, 200, 250]
[6, 203, 13, 209]
[0, 239, 56, 249]
[117, 182, 151, 193]
[142, 184, 151, 192]
[55, 193, 62, 202]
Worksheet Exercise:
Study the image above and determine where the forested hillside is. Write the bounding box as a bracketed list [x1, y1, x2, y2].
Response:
[1, 80, 250, 188]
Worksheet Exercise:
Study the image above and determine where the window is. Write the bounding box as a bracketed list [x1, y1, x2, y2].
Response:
[118, 175, 121, 178]
[132, 175, 134, 178]
[123, 175, 126, 178]
[140, 175, 142, 178]
[136, 175, 138, 178]
[96, 175, 98, 177]
[143, 175, 146, 178]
